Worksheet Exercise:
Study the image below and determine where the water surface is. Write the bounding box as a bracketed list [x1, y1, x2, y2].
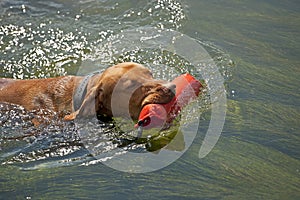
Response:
[0, 0, 299, 199]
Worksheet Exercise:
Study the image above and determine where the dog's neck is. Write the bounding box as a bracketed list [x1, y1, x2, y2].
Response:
[73, 71, 103, 111]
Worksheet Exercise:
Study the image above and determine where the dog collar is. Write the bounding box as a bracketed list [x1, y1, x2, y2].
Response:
[73, 71, 102, 111]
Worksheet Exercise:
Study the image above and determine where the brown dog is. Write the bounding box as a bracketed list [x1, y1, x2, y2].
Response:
[0, 62, 175, 121]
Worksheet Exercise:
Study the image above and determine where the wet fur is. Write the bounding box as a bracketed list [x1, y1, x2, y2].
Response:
[0, 62, 175, 121]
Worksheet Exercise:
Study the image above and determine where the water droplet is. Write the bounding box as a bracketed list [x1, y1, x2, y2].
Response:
[75, 15, 81, 20]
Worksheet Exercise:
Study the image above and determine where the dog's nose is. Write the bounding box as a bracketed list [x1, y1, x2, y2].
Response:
[163, 82, 176, 94]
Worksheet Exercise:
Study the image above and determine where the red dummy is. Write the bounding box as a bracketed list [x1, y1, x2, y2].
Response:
[135, 73, 202, 130]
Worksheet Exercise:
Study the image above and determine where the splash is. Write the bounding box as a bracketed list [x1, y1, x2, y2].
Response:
[0, 0, 234, 170]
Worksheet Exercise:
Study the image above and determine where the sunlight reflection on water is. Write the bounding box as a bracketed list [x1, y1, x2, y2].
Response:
[0, 0, 233, 169]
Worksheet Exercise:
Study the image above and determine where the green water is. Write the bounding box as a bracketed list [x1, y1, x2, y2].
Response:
[1, 0, 299, 199]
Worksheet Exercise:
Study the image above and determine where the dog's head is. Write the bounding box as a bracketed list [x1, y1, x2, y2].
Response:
[64, 62, 175, 121]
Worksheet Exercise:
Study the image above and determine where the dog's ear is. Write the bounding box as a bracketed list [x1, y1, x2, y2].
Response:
[64, 87, 100, 121]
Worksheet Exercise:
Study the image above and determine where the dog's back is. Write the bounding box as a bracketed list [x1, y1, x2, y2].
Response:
[0, 77, 78, 112]
[0, 78, 15, 90]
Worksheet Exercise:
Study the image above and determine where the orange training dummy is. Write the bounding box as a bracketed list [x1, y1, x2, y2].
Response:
[135, 73, 202, 132]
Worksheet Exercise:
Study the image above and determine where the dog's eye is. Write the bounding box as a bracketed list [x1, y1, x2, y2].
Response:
[155, 86, 168, 93]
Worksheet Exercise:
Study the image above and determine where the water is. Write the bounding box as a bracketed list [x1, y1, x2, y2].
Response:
[0, 0, 299, 199]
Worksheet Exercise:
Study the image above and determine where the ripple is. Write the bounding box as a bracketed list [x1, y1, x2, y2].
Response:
[0, 0, 234, 169]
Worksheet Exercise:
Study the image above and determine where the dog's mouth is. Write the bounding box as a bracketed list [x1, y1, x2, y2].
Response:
[141, 96, 170, 108]
[141, 83, 176, 109]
